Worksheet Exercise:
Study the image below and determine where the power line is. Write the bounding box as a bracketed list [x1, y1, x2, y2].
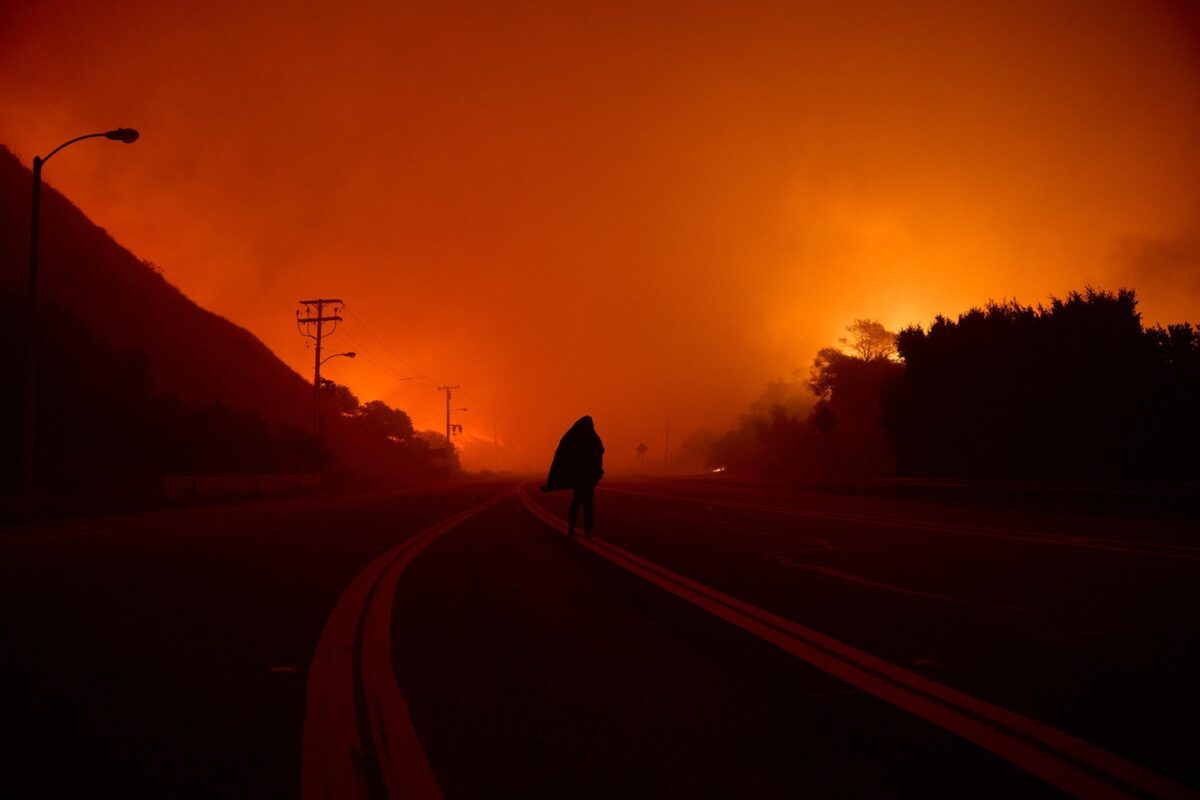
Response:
[342, 305, 440, 384]
[329, 328, 419, 385]
[337, 329, 438, 389]
[349, 349, 414, 385]
[330, 315, 438, 388]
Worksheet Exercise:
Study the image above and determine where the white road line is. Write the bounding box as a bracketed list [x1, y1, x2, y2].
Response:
[604, 485, 1200, 560]
[793, 563, 1135, 633]
[519, 483, 1190, 798]
[0, 528, 121, 545]
[303, 489, 513, 800]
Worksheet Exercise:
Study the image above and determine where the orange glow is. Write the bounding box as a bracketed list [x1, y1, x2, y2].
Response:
[3, 1, 1199, 471]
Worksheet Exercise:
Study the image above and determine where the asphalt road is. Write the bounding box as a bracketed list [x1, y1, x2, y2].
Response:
[2, 477, 1197, 798]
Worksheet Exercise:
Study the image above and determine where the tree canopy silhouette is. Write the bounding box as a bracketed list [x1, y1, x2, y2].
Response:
[323, 381, 360, 416]
[882, 288, 1199, 481]
[706, 295, 1198, 485]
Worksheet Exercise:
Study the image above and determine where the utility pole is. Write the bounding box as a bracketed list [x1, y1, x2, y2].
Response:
[438, 385, 460, 454]
[297, 298, 343, 435]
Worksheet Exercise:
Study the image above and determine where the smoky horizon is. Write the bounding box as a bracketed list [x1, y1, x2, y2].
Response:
[3, 0, 1199, 472]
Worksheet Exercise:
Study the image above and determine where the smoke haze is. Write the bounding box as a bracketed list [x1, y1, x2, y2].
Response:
[4, 0, 1199, 470]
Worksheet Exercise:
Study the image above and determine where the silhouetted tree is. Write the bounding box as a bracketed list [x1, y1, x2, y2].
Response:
[839, 318, 897, 361]
[705, 320, 902, 482]
[706, 371, 820, 476]
[807, 329, 904, 481]
[415, 429, 461, 471]
[323, 381, 360, 416]
[356, 400, 415, 443]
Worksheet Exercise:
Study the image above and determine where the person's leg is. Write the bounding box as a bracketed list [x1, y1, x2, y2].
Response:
[582, 484, 595, 534]
[568, 488, 581, 535]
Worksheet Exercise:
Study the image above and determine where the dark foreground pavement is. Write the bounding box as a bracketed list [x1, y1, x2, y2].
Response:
[2, 476, 1196, 797]
[0, 481, 511, 798]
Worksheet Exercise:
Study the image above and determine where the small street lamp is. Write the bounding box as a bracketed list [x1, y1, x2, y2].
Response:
[320, 351, 356, 366]
[21, 128, 139, 516]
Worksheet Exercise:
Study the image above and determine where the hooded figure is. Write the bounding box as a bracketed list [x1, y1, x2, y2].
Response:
[542, 415, 604, 536]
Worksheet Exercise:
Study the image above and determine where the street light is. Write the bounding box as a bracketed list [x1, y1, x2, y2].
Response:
[22, 128, 140, 515]
[320, 351, 356, 366]
[104, 128, 140, 144]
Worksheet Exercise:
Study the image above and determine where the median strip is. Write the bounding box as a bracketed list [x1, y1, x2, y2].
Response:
[518, 482, 1188, 798]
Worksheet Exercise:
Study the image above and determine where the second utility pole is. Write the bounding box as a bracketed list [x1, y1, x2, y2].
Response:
[297, 298, 343, 435]
[438, 385, 460, 454]
[441, 383, 458, 460]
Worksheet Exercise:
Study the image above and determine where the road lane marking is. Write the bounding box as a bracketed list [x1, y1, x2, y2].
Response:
[604, 485, 1200, 561]
[519, 483, 1189, 798]
[303, 489, 514, 800]
[1036, 630, 1115, 640]
[791, 564, 1135, 633]
[762, 540, 841, 560]
[0, 528, 121, 545]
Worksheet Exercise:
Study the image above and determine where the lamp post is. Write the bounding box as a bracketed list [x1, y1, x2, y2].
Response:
[22, 128, 139, 515]
[315, 351, 355, 435]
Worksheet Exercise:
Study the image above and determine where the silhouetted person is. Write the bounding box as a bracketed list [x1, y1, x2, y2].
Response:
[541, 415, 604, 536]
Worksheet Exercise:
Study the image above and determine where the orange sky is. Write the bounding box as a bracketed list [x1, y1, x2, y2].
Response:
[3, 0, 1199, 472]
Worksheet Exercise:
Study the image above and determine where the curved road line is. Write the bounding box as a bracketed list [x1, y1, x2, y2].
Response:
[519, 483, 1190, 798]
[303, 488, 514, 800]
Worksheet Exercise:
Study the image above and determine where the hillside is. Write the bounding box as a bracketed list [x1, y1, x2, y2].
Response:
[0, 145, 416, 485]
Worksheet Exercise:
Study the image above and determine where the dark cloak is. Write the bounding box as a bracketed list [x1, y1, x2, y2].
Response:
[543, 415, 605, 491]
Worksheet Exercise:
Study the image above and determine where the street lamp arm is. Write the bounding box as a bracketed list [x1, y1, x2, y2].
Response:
[320, 351, 356, 366]
[41, 128, 140, 165]
[41, 133, 106, 165]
